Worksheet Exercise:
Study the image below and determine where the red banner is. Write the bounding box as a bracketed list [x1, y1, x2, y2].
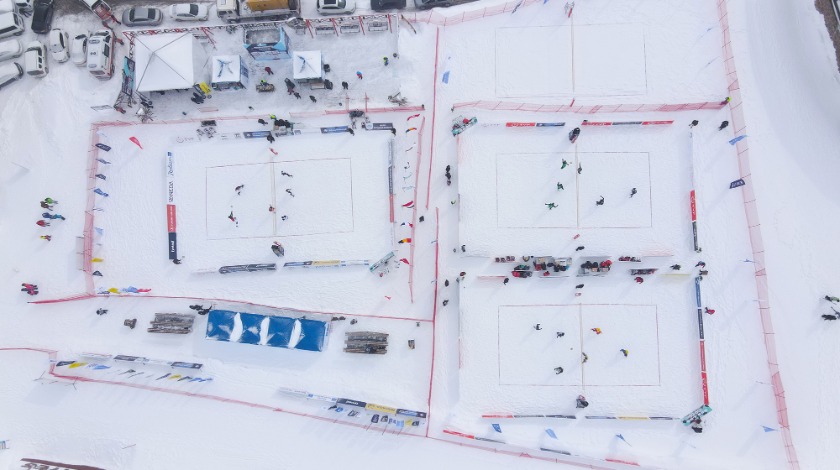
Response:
[167, 204, 177, 232]
[505, 122, 536, 127]
[690, 190, 697, 222]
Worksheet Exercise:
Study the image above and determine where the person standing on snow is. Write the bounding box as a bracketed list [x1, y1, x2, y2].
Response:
[36, 220, 50, 227]
[620, 348, 629, 357]
[356, 71, 363, 79]
[568, 127, 580, 143]
[561, 159, 570, 169]
[825, 295, 840, 302]
[596, 196, 604, 206]
[705, 307, 716, 315]
[267, 133, 275, 143]
[557, 183, 564, 191]
[689, 120, 699, 128]
[554, 366, 564, 374]
[342, 81, 349, 90]
[235, 184, 245, 195]
[718, 121, 729, 131]
[822, 314, 839, 321]
[545, 203, 558, 210]
[630, 188, 637, 197]
[534, 324, 542, 331]
[635, 276, 644, 284]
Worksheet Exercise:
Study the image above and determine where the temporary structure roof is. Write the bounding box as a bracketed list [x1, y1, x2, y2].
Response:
[291, 50, 323, 80]
[135, 32, 209, 92]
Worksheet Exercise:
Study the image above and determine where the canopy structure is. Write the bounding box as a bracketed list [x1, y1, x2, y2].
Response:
[205, 309, 328, 352]
[211, 55, 249, 91]
[291, 50, 323, 81]
[135, 33, 210, 92]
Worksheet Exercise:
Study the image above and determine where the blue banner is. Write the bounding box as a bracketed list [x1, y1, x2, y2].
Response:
[545, 428, 557, 439]
[729, 135, 747, 145]
[243, 131, 271, 139]
[729, 178, 745, 189]
[492, 423, 502, 433]
[321, 126, 349, 134]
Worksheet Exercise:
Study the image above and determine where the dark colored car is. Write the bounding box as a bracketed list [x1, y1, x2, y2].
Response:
[30, 0, 54, 34]
[414, 0, 476, 10]
[372, 0, 405, 11]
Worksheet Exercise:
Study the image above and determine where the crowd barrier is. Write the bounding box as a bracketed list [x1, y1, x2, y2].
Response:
[403, 0, 545, 26]
[452, 101, 725, 114]
[716, 1, 799, 468]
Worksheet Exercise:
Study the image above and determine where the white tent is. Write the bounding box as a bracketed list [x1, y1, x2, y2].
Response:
[291, 50, 323, 81]
[135, 33, 210, 93]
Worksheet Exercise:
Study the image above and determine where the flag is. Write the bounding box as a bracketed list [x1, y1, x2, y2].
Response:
[406, 127, 417, 133]
[55, 361, 76, 367]
[762, 426, 777, 432]
[398, 238, 412, 244]
[97, 158, 111, 164]
[91, 258, 104, 263]
[407, 113, 421, 121]
[616, 434, 632, 446]
[129, 136, 143, 149]
[442, 71, 450, 84]
[545, 429, 557, 439]
[270, 148, 278, 155]
[399, 258, 410, 265]
[107, 287, 119, 294]
[93, 188, 109, 197]
[68, 362, 88, 369]
[95, 143, 111, 151]
[95, 227, 104, 235]
[92, 271, 103, 277]
[95, 174, 107, 180]
[492, 423, 502, 433]
[729, 135, 747, 145]
[511, 0, 523, 14]
[402, 201, 415, 208]
[228, 211, 236, 222]
[137, 288, 151, 293]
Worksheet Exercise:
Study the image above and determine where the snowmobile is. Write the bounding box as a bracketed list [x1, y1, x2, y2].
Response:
[452, 116, 477, 136]
[511, 264, 532, 278]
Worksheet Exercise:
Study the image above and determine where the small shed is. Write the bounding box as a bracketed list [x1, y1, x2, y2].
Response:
[211, 55, 249, 91]
[244, 24, 290, 61]
[291, 50, 323, 82]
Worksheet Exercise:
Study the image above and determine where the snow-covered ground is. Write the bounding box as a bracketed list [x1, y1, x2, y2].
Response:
[1, 0, 836, 469]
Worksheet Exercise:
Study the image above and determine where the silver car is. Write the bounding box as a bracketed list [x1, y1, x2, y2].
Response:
[122, 7, 163, 27]
[0, 38, 22, 62]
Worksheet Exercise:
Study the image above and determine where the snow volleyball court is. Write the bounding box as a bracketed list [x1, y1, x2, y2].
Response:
[495, 24, 648, 98]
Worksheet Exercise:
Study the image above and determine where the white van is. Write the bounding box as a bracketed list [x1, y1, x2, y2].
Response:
[0, 11, 23, 39]
[86, 29, 114, 79]
[0, 38, 22, 62]
[0, 0, 17, 14]
[24, 40, 47, 77]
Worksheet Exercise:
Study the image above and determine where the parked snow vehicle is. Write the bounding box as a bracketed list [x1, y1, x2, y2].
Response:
[217, 0, 300, 24]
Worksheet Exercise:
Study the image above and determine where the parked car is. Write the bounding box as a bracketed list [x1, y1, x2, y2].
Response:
[14, 0, 32, 13]
[0, 0, 17, 14]
[372, 0, 405, 10]
[69, 33, 87, 65]
[0, 38, 22, 62]
[316, 0, 355, 15]
[0, 60, 22, 89]
[23, 39, 46, 77]
[47, 28, 67, 62]
[169, 3, 208, 21]
[0, 11, 23, 39]
[30, 0, 53, 34]
[122, 6, 163, 27]
[414, 0, 476, 10]
[86, 29, 114, 79]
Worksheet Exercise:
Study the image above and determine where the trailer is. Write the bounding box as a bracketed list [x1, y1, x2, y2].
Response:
[217, 0, 300, 23]
[79, 0, 120, 26]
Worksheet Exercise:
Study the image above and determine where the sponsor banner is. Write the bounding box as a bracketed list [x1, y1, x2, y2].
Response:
[371, 122, 394, 130]
[535, 122, 565, 127]
[540, 447, 572, 455]
[114, 355, 148, 363]
[284, 260, 369, 268]
[506, 122, 536, 127]
[171, 361, 203, 370]
[641, 120, 673, 125]
[168, 232, 178, 260]
[365, 403, 397, 415]
[370, 252, 395, 272]
[165, 152, 176, 203]
[306, 393, 338, 403]
[242, 131, 271, 139]
[473, 436, 505, 443]
[167, 205, 177, 232]
[320, 126, 349, 134]
[55, 361, 76, 367]
[79, 352, 112, 360]
[396, 409, 427, 419]
[689, 190, 697, 221]
[729, 178, 745, 189]
[219, 263, 277, 274]
[681, 404, 712, 425]
[584, 416, 617, 420]
[581, 121, 613, 126]
[278, 387, 309, 397]
[338, 398, 367, 408]
[481, 414, 514, 418]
